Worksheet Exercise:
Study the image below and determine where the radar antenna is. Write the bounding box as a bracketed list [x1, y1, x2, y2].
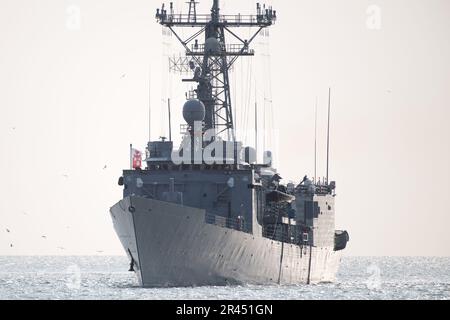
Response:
[156, 0, 277, 141]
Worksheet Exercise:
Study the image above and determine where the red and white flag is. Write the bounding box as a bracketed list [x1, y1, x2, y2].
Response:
[131, 148, 142, 169]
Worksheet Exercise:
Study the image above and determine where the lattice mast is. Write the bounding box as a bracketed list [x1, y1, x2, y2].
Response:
[156, 0, 276, 141]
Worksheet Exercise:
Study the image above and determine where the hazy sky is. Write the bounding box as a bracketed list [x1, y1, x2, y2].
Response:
[0, 0, 449, 256]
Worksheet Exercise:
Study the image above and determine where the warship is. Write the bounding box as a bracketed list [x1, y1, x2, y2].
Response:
[110, 0, 349, 287]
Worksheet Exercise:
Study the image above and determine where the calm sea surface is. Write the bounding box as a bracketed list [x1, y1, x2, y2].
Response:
[0, 256, 448, 300]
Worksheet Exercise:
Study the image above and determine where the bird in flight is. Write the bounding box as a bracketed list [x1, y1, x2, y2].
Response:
[41, 236, 47, 239]
[6, 228, 10, 233]
[10, 244, 13, 248]
[103, 165, 107, 170]
[121, 74, 126, 79]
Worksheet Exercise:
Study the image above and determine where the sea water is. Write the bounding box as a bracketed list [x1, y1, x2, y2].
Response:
[0, 256, 448, 300]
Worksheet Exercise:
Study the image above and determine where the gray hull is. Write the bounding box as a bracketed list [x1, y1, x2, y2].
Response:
[110, 196, 342, 287]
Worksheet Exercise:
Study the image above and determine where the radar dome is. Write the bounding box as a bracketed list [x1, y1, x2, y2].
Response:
[205, 37, 222, 54]
[183, 99, 206, 125]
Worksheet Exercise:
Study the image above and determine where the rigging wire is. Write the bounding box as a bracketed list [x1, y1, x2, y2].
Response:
[161, 25, 173, 139]
[232, 58, 237, 141]
[252, 24, 275, 159]
[264, 28, 274, 154]
[244, 56, 253, 144]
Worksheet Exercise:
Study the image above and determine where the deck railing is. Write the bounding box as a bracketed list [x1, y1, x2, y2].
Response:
[158, 14, 275, 26]
[263, 225, 310, 246]
[205, 214, 252, 234]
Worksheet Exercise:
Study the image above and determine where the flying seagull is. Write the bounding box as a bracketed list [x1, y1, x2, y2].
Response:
[41, 236, 47, 239]
[10, 244, 13, 248]
[6, 228, 10, 233]
[120, 74, 126, 79]
[103, 165, 107, 170]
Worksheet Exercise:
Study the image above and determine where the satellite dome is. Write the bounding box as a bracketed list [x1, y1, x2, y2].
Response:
[183, 99, 206, 125]
[205, 37, 222, 54]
